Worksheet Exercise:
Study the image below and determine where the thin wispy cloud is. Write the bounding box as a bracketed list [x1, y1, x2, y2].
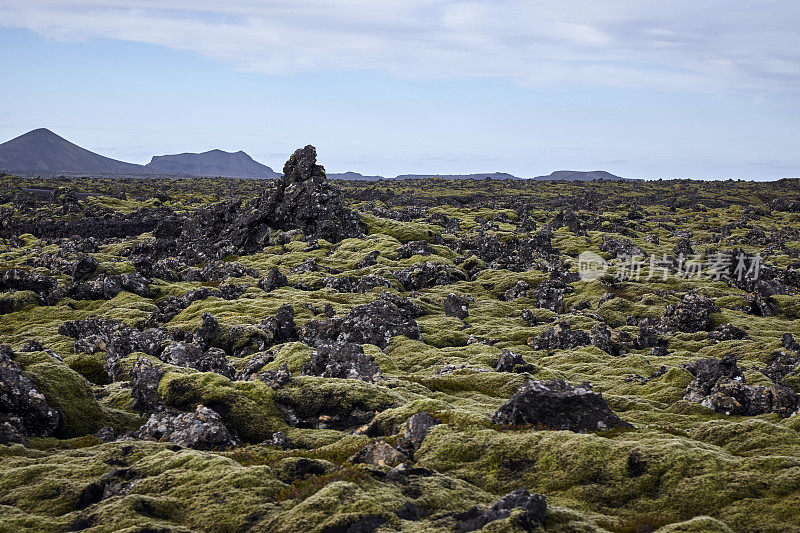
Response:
[2, 0, 799, 94]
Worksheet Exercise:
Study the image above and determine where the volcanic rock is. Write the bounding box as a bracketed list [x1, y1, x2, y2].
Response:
[662, 292, 718, 332]
[443, 293, 471, 319]
[495, 349, 536, 373]
[130, 356, 165, 413]
[215, 145, 364, 251]
[492, 379, 633, 432]
[396, 412, 440, 456]
[394, 262, 466, 291]
[301, 341, 381, 382]
[258, 268, 288, 292]
[684, 355, 799, 416]
[455, 489, 547, 532]
[528, 323, 591, 351]
[133, 405, 240, 450]
[396, 240, 433, 259]
[302, 298, 422, 350]
[351, 439, 406, 467]
[0, 350, 60, 439]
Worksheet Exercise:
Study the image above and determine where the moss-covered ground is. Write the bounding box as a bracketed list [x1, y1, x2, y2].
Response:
[2, 174, 800, 531]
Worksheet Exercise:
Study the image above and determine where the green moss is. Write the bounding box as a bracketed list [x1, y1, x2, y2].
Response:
[63, 352, 108, 384]
[274, 376, 405, 422]
[159, 371, 287, 442]
[417, 424, 800, 530]
[16, 352, 138, 437]
[359, 213, 443, 243]
[419, 315, 469, 347]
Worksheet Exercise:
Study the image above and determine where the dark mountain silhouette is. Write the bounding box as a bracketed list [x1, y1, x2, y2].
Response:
[533, 170, 630, 181]
[327, 171, 385, 181]
[393, 172, 520, 180]
[0, 128, 145, 175]
[0, 129, 634, 182]
[144, 149, 280, 179]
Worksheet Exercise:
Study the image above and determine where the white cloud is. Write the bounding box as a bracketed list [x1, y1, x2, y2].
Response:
[1, 0, 799, 93]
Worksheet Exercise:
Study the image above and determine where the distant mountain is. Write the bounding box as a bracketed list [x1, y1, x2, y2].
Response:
[327, 171, 385, 181]
[393, 172, 520, 180]
[0, 128, 145, 175]
[144, 149, 280, 179]
[533, 170, 629, 181]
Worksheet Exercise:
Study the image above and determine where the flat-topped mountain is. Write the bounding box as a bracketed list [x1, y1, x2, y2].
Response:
[394, 172, 520, 180]
[533, 170, 628, 181]
[144, 149, 280, 179]
[327, 171, 385, 181]
[0, 128, 145, 175]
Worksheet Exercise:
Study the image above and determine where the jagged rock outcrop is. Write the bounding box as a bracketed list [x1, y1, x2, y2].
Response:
[683, 356, 799, 417]
[528, 323, 591, 351]
[393, 262, 466, 291]
[323, 274, 391, 293]
[396, 412, 440, 456]
[495, 349, 536, 373]
[302, 295, 422, 350]
[215, 145, 364, 251]
[662, 292, 718, 332]
[258, 268, 288, 292]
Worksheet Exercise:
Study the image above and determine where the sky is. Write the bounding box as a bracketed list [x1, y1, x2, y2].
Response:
[1, 1, 799, 179]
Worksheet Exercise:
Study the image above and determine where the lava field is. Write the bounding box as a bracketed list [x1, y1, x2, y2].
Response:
[3, 147, 800, 532]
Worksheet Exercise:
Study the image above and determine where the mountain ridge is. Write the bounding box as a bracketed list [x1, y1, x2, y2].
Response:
[144, 149, 280, 179]
[393, 172, 520, 180]
[0, 129, 631, 181]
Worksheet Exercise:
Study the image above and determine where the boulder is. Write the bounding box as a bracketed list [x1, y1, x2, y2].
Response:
[301, 341, 381, 382]
[495, 349, 536, 373]
[504, 280, 530, 301]
[160, 342, 235, 379]
[600, 236, 644, 258]
[255, 363, 292, 389]
[455, 489, 547, 532]
[550, 208, 585, 235]
[261, 304, 298, 345]
[492, 379, 633, 432]
[303, 298, 421, 350]
[130, 356, 165, 414]
[396, 412, 440, 456]
[532, 279, 566, 312]
[528, 323, 591, 351]
[258, 268, 288, 292]
[133, 405, 240, 450]
[684, 355, 799, 416]
[393, 262, 466, 291]
[351, 439, 406, 467]
[709, 323, 748, 342]
[0, 350, 60, 439]
[235, 351, 275, 381]
[396, 240, 432, 259]
[662, 292, 718, 332]
[443, 293, 471, 319]
[0, 268, 57, 295]
[71, 254, 98, 281]
[323, 274, 391, 293]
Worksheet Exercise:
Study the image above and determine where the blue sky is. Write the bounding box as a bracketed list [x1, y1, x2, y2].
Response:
[1, 1, 799, 179]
